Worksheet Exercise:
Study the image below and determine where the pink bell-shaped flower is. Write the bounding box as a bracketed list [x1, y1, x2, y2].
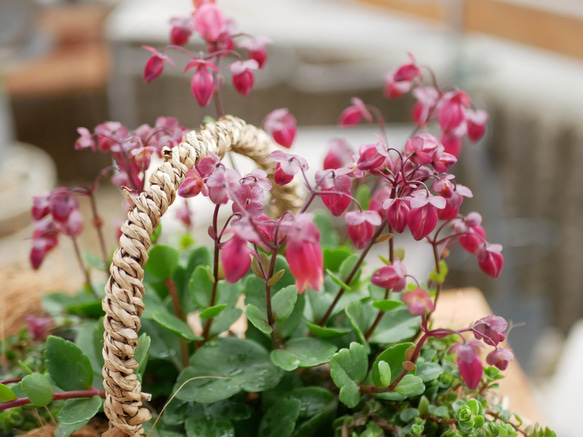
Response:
[185, 59, 219, 107]
[371, 259, 407, 292]
[450, 341, 483, 390]
[476, 243, 504, 278]
[486, 348, 514, 371]
[230, 59, 259, 96]
[345, 210, 381, 249]
[263, 108, 297, 148]
[472, 315, 508, 346]
[221, 232, 251, 283]
[142, 46, 175, 83]
[402, 287, 435, 315]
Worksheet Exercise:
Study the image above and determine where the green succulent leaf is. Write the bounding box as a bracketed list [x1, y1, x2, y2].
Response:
[395, 374, 425, 397]
[199, 304, 227, 319]
[245, 304, 272, 335]
[305, 322, 351, 339]
[338, 254, 361, 287]
[151, 311, 202, 342]
[259, 397, 302, 437]
[270, 338, 337, 371]
[144, 245, 180, 280]
[46, 335, 93, 391]
[21, 373, 53, 407]
[185, 415, 235, 437]
[272, 285, 298, 323]
[175, 337, 281, 404]
[190, 265, 215, 308]
[371, 342, 414, 387]
[372, 300, 403, 311]
[57, 396, 102, 425]
[368, 306, 421, 344]
[0, 383, 17, 402]
[329, 342, 368, 408]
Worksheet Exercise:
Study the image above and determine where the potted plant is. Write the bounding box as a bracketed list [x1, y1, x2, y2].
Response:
[0, 2, 555, 437]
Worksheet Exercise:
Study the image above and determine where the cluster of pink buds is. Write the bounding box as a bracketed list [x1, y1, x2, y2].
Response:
[142, 1, 272, 109]
[75, 117, 187, 192]
[450, 315, 514, 390]
[30, 188, 83, 269]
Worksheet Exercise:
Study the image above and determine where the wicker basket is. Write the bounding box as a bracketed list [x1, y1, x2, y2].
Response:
[98, 116, 302, 436]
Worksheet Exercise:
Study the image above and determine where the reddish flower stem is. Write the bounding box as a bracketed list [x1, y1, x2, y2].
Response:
[202, 205, 222, 343]
[265, 249, 283, 349]
[0, 387, 105, 411]
[70, 235, 96, 298]
[317, 218, 389, 326]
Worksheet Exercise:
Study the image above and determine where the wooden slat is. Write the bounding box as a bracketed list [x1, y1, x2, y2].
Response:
[357, 0, 583, 59]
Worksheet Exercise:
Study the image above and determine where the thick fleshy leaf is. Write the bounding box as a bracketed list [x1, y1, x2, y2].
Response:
[290, 387, 337, 436]
[270, 338, 337, 371]
[209, 308, 243, 337]
[322, 247, 354, 273]
[199, 304, 227, 319]
[305, 322, 351, 339]
[415, 358, 443, 383]
[185, 415, 235, 437]
[339, 254, 361, 287]
[0, 383, 17, 402]
[46, 335, 93, 391]
[329, 342, 368, 408]
[368, 306, 421, 344]
[152, 311, 202, 342]
[395, 374, 425, 397]
[175, 338, 281, 404]
[372, 343, 414, 387]
[190, 265, 214, 308]
[272, 285, 298, 323]
[259, 397, 302, 437]
[245, 304, 272, 335]
[22, 373, 53, 407]
[372, 300, 403, 311]
[57, 396, 102, 425]
[145, 245, 180, 280]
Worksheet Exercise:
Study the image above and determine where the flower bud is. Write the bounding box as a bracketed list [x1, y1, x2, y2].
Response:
[371, 260, 407, 291]
[221, 233, 251, 283]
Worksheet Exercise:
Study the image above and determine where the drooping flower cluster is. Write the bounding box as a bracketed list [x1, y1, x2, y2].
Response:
[75, 117, 187, 192]
[30, 188, 84, 269]
[143, 2, 272, 109]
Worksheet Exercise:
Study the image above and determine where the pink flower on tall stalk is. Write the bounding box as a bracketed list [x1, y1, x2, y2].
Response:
[169, 16, 194, 46]
[383, 53, 423, 98]
[402, 287, 434, 315]
[316, 168, 352, 217]
[282, 214, 324, 294]
[407, 191, 445, 240]
[237, 36, 272, 68]
[338, 98, 373, 127]
[194, 2, 226, 43]
[263, 108, 297, 148]
[476, 243, 504, 278]
[323, 138, 354, 170]
[184, 59, 219, 107]
[345, 210, 381, 249]
[472, 315, 508, 346]
[178, 169, 205, 198]
[356, 141, 388, 171]
[221, 232, 252, 283]
[142, 46, 175, 83]
[371, 259, 407, 292]
[229, 59, 259, 96]
[450, 341, 484, 390]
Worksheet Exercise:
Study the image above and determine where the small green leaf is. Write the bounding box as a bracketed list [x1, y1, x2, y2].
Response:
[135, 334, 151, 379]
[313, 210, 340, 248]
[22, 373, 53, 407]
[57, 396, 102, 425]
[267, 269, 286, 287]
[151, 224, 162, 244]
[270, 338, 337, 371]
[326, 269, 352, 291]
[185, 415, 235, 437]
[338, 254, 361, 287]
[371, 342, 414, 387]
[0, 383, 17, 402]
[245, 304, 272, 335]
[272, 285, 298, 323]
[175, 338, 281, 404]
[418, 395, 430, 415]
[355, 184, 371, 210]
[329, 342, 368, 408]
[395, 374, 425, 397]
[305, 322, 351, 339]
[344, 300, 370, 349]
[46, 336, 93, 391]
[399, 408, 420, 422]
[416, 359, 443, 383]
[152, 311, 202, 341]
[368, 306, 421, 344]
[83, 252, 108, 271]
[259, 397, 302, 437]
[199, 304, 227, 319]
[190, 265, 214, 308]
[372, 300, 403, 311]
[323, 246, 354, 272]
[209, 307, 243, 337]
[377, 361, 392, 388]
[145, 245, 180, 280]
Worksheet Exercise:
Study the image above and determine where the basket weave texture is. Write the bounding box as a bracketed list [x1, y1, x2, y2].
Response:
[101, 116, 302, 436]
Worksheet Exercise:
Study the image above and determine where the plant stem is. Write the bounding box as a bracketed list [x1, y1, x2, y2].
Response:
[88, 191, 108, 265]
[202, 205, 222, 342]
[70, 236, 97, 298]
[0, 387, 105, 411]
[165, 278, 190, 368]
[365, 289, 391, 340]
[265, 250, 282, 348]
[318, 219, 388, 326]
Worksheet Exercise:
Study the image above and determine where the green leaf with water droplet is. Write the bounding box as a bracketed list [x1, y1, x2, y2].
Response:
[270, 338, 337, 371]
[259, 397, 301, 437]
[185, 415, 235, 437]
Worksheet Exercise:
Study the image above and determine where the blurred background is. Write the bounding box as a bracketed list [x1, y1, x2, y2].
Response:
[1, 0, 582, 432]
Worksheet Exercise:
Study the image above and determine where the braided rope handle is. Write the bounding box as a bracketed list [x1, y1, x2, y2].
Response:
[101, 116, 303, 436]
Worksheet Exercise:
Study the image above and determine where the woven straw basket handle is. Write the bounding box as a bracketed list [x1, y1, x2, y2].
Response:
[101, 116, 303, 436]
